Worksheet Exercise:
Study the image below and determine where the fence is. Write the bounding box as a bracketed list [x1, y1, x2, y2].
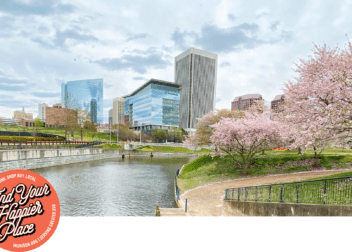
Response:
[224, 176, 352, 205]
[175, 169, 180, 201]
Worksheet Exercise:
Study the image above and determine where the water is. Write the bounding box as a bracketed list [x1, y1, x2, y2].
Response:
[31, 156, 196, 216]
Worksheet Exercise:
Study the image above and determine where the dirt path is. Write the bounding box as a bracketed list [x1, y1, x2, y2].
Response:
[180, 169, 352, 216]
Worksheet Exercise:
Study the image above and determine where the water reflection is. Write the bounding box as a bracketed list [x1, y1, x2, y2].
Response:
[31, 156, 197, 216]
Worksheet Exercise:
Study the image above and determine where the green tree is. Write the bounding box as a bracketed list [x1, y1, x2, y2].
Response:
[34, 118, 44, 128]
[152, 129, 168, 142]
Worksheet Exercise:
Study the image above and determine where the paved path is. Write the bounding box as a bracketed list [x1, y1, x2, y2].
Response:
[159, 208, 187, 217]
[180, 169, 352, 216]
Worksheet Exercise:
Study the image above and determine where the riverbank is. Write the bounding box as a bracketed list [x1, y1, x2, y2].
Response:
[179, 169, 352, 216]
[177, 152, 352, 192]
[0, 148, 202, 171]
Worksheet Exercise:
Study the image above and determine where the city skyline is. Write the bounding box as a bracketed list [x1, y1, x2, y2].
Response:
[1, 1, 352, 123]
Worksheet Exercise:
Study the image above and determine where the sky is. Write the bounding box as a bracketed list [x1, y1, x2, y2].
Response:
[1, 0, 352, 123]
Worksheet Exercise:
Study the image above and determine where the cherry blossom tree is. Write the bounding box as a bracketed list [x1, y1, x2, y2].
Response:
[183, 109, 244, 148]
[282, 42, 352, 156]
[210, 111, 290, 171]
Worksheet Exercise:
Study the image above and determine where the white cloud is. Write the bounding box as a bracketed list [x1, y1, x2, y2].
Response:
[1, 0, 352, 123]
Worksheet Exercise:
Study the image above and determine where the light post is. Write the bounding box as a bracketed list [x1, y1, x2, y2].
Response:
[117, 124, 119, 145]
[109, 123, 111, 144]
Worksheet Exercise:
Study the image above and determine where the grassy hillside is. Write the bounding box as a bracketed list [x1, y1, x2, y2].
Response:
[0, 125, 116, 142]
[177, 153, 352, 192]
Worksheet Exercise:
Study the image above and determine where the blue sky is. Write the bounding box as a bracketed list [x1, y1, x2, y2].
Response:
[1, 0, 352, 123]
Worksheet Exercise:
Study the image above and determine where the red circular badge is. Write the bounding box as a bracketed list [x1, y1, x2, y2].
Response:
[0, 170, 60, 252]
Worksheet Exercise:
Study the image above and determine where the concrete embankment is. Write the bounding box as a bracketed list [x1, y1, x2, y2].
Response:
[156, 164, 189, 216]
[0, 149, 199, 172]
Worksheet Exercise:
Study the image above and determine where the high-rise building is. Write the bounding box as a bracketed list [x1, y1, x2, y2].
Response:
[61, 78, 103, 124]
[271, 95, 285, 113]
[175, 47, 218, 129]
[38, 103, 48, 122]
[231, 94, 263, 111]
[108, 108, 113, 125]
[123, 79, 180, 133]
[113, 97, 125, 125]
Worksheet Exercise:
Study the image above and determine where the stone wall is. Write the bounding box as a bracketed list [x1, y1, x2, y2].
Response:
[0, 149, 198, 172]
[225, 200, 352, 216]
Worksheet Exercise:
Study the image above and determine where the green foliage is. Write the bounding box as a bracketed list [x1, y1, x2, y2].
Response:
[100, 144, 123, 149]
[83, 121, 96, 132]
[151, 129, 168, 141]
[34, 119, 44, 127]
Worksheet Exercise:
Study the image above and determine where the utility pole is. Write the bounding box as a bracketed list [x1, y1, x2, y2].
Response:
[109, 123, 111, 144]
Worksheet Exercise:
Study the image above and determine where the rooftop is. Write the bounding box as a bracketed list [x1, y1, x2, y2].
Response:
[175, 47, 218, 62]
[272, 94, 284, 101]
[233, 94, 262, 102]
[122, 79, 180, 98]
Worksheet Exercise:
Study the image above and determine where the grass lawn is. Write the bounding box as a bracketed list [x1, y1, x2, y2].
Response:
[177, 153, 352, 193]
[135, 145, 211, 153]
[0, 125, 117, 142]
[94, 144, 123, 149]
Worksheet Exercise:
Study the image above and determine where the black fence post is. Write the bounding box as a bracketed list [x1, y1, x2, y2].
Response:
[269, 185, 271, 203]
[238, 188, 240, 201]
[296, 183, 299, 204]
[323, 179, 327, 204]
[255, 186, 258, 202]
[280, 184, 285, 203]
[232, 189, 234, 200]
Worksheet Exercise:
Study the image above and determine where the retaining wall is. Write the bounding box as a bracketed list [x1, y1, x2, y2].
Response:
[0, 149, 198, 172]
[225, 200, 352, 216]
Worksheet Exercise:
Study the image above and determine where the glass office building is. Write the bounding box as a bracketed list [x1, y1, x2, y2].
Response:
[123, 79, 180, 130]
[61, 79, 103, 123]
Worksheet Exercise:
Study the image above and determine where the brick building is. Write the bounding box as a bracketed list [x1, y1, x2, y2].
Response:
[231, 94, 263, 111]
[18, 119, 35, 127]
[45, 106, 77, 127]
[271, 95, 285, 113]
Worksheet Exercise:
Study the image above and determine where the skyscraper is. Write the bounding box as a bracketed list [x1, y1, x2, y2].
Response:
[112, 97, 125, 125]
[61, 79, 103, 123]
[175, 47, 218, 129]
[108, 108, 113, 125]
[38, 103, 48, 121]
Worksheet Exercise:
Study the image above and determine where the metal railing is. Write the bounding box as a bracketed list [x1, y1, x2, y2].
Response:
[175, 169, 180, 201]
[224, 176, 352, 205]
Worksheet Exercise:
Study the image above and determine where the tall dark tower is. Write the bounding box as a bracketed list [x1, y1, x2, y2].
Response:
[175, 48, 218, 129]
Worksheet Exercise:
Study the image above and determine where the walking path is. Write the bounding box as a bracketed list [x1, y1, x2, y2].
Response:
[179, 169, 352, 216]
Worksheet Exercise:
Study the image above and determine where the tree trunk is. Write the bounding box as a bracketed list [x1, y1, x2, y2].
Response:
[298, 147, 302, 155]
[314, 146, 317, 159]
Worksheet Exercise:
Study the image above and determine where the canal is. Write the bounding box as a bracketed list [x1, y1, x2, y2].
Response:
[31, 156, 197, 216]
